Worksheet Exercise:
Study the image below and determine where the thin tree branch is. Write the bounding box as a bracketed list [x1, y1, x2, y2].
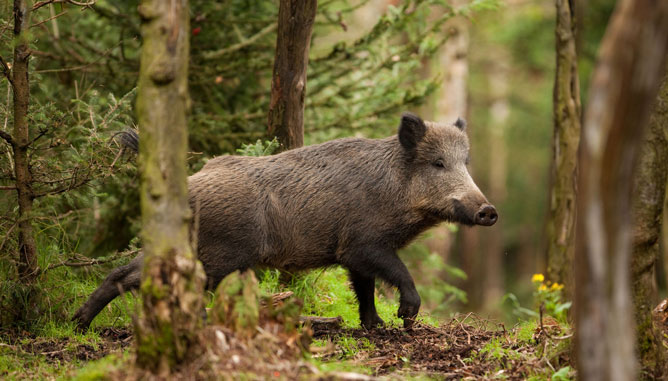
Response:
[0, 55, 13, 86]
[202, 22, 277, 60]
[0, 221, 18, 254]
[45, 249, 139, 272]
[33, 41, 120, 74]
[33, 0, 96, 11]
[0, 130, 14, 146]
[25, 127, 49, 148]
[30, 10, 68, 29]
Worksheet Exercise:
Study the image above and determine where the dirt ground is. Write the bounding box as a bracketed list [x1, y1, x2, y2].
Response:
[4, 317, 564, 380]
[13, 327, 133, 363]
[311, 318, 546, 379]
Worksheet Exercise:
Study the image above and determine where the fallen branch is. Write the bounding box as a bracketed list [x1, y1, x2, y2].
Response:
[299, 315, 343, 329]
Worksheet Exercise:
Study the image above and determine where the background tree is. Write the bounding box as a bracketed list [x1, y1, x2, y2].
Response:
[574, 0, 668, 379]
[546, 0, 581, 295]
[267, 0, 318, 150]
[133, 0, 205, 374]
[0, 1, 130, 327]
[481, 49, 509, 310]
[1, 0, 38, 281]
[631, 74, 668, 378]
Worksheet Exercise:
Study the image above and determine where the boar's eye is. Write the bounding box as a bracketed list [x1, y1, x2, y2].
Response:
[432, 159, 445, 169]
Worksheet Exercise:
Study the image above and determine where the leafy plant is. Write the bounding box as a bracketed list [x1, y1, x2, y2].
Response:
[531, 273, 571, 323]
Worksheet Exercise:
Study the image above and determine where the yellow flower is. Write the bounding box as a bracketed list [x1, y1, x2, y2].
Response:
[531, 274, 544, 283]
[538, 284, 548, 291]
[551, 283, 564, 291]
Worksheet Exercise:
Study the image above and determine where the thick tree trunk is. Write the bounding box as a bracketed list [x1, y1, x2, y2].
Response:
[267, 0, 317, 151]
[435, 10, 469, 125]
[424, 4, 469, 280]
[482, 56, 508, 310]
[11, 0, 38, 281]
[134, 0, 205, 374]
[574, 1, 668, 380]
[546, 0, 581, 297]
[631, 75, 668, 378]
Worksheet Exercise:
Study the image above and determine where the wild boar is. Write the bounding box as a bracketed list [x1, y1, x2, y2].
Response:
[73, 112, 497, 330]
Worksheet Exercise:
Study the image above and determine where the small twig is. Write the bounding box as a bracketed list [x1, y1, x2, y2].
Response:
[538, 302, 552, 338]
[542, 339, 555, 371]
[551, 334, 573, 341]
[109, 147, 124, 168]
[41, 349, 66, 356]
[33, 209, 75, 221]
[0, 185, 16, 190]
[0, 221, 18, 253]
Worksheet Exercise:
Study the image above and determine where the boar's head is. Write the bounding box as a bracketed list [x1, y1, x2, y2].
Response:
[399, 112, 497, 226]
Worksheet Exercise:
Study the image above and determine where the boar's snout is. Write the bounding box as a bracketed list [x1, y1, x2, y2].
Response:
[474, 204, 498, 226]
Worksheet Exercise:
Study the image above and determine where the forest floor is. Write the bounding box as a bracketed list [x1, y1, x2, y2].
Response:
[0, 313, 575, 380]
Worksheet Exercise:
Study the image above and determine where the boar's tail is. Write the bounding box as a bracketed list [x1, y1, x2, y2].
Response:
[113, 128, 139, 154]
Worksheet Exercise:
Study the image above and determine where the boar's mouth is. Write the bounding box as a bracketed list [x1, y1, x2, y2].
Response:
[428, 200, 476, 226]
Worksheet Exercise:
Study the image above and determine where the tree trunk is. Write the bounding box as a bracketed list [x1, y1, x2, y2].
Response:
[546, 0, 581, 297]
[435, 9, 469, 125]
[267, 0, 317, 151]
[11, 0, 38, 281]
[424, 3, 469, 279]
[574, 1, 668, 380]
[134, 0, 205, 374]
[482, 55, 508, 311]
[631, 74, 668, 378]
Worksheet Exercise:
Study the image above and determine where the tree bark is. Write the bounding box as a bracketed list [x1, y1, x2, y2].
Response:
[10, 0, 38, 281]
[574, 1, 668, 380]
[423, 4, 469, 285]
[482, 55, 508, 310]
[134, 0, 205, 374]
[267, 0, 317, 151]
[546, 0, 581, 297]
[631, 74, 668, 378]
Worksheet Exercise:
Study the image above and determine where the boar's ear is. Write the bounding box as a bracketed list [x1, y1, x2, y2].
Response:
[399, 112, 426, 153]
[454, 117, 467, 131]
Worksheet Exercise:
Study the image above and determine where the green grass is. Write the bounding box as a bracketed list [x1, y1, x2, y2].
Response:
[71, 353, 129, 381]
[258, 266, 440, 328]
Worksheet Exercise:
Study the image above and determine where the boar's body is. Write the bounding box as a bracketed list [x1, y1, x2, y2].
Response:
[194, 137, 428, 282]
[73, 113, 497, 330]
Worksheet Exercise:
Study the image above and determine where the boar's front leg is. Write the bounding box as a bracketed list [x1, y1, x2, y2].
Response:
[344, 248, 421, 328]
[349, 270, 385, 329]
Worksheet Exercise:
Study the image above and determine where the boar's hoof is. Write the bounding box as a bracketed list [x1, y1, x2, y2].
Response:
[475, 204, 498, 226]
[361, 314, 385, 330]
[72, 317, 90, 333]
[398, 299, 420, 329]
[72, 308, 93, 333]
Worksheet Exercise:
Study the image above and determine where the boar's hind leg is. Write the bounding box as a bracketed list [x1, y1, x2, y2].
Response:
[349, 270, 385, 329]
[72, 255, 143, 331]
[343, 248, 421, 328]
